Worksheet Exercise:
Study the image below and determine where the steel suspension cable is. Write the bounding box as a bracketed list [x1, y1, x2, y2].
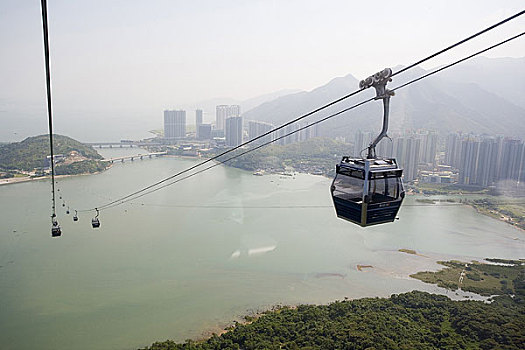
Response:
[40, 0, 57, 222]
[97, 30, 525, 211]
[80, 12, 525, 213]
[79, 88, 366, 212]
[391, 9, 525, 78]
[96, 98, 375, 211]
[391, 31, 525, 92]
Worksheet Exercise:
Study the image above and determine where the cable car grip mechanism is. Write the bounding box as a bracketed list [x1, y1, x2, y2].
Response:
[359, 68, 395, 159]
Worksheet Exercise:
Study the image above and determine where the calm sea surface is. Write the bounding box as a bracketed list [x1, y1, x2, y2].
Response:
[0, 148, 523, 350]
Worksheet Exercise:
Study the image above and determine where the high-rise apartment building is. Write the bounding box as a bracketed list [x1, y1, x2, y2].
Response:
[195, 109, 203, 126]
[195, 109, 203, 138]
[499, 138, 525, 184]
[216, 105, 240, 131]
[392, 136, 421, 182]
[354, 131, 374, 157]
[476, 137, 500, 187]
[445, 132, 468, 169]
[273, 122, 319, 146]
[299, 123, 319, 142]
[446, 133, 524, 187]
[419, 131, 438, 164]
[405, 137, 421, 181]
[197, 124, 212, 140]
[248, 120, 274, 144]
[458, 137, 481, 185]
[225, 116, 243, 147]
[164, 110, 186, 139]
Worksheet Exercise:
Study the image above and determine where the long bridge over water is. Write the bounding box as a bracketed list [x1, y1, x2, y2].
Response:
[87, 142, 164, 148]
[101, 151, 167, 163]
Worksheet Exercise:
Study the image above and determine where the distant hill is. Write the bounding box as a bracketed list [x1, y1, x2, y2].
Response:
[437, 56, 525, 109]
[242, 57, 525, 138]
[0, 134, 103, 171]
[181, 89, 302, 124]
[220, 137, 347, 176]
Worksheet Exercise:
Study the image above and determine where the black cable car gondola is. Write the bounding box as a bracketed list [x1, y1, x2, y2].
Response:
[91, 208, 101, 228]
[331, 68, 405, 227]
[73, 210, 79, 222]
[51, 216, 61, 237]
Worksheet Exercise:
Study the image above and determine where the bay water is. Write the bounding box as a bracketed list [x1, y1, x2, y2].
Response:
[0, 148, 523, 349]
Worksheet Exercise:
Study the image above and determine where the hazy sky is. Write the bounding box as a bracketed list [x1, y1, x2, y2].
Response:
[1, 0, 524, 141]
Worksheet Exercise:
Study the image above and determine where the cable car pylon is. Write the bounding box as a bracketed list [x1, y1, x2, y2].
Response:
[331, 68, 405, 227]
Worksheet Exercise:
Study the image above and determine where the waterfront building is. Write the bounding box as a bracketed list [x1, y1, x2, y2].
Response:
[458, 137, 481, 185]
[216, 105, 240, 131]
[211, 129, 224, 138]
[354, 131, 374, 157]
[196, 109, 203, 126]
[403, 137, 421, 182]
[248, 120, 274, 144]
[164, 110, 186, 139]
[275, 122, 319, 145]
[445, 133, 463, 169]
[446, 133, 524, 187]
[498, 138, 525, 184]
[197, 124, 212, 140]
[419, 131, 438, 165]
[376, 136, 394, 158]
[44, 154, 65, 169]
[301, 122, 319, 141]
[476, 137, 500, 187]
[225, 116, 243, 147]
[195, 109, 203, 138]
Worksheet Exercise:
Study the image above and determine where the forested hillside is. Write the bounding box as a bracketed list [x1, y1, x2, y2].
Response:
[217, 137, 349, 176]
[0, 134, 102, 171]
[141, 290, 524, 350]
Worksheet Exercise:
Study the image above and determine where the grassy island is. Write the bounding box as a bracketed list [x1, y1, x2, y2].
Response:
[398, 248, 417, 255]
[411, 259, 524, 297]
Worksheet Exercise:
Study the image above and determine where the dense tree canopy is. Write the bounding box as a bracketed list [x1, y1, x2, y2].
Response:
[215, 137, 350, 176]
[0, 134, 102, 171]
[140, 290, 524, 350]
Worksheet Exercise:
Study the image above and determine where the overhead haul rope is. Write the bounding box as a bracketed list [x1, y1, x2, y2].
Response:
[95, 30, 525, 212]
[80, 93, 367, 212]
[391, 9, 524, 78]
[40, 0, 58, 223]
[77, 11, 525, 213]
[126, 203, 466, 209]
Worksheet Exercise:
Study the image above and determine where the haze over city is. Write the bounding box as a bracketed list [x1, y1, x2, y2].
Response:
[1, 2, 525, 349]
[1, 0, 524, 141]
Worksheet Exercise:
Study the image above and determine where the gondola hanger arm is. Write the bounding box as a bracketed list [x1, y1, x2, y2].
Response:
[359, 68, 395, 159]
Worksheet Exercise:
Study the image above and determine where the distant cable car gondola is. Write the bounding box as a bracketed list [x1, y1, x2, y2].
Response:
[73, 210, 79, 222]
[91, 208, 101, 228]
[66, 207, 70, 215]
[51, 216, 61, 237]
[331, 68, 405, 227]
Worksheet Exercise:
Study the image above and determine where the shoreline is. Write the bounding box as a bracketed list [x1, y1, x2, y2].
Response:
[0, 164, 112, 186]
[143, 254, 518, 349]
[466, 201, 525, 233]
[3, 152, 522, 233]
